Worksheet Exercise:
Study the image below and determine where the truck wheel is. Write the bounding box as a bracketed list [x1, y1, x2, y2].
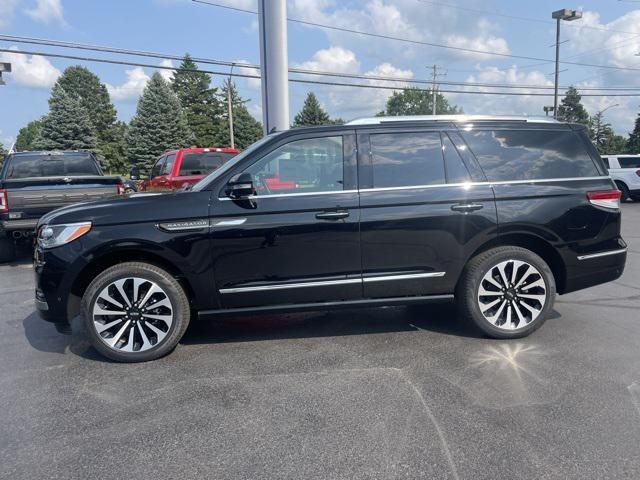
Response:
[0, 236, 16, 263]
[81, 262, 191, 362]
[456, 246, 556, 339]
[616, 182, 630, 202]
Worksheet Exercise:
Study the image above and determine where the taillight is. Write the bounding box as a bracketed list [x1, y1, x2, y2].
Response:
[587, 190, 621, 209]
[117, 183, 125, 196]
[0, 189, 8, 213]
[636, 169, 640, 177]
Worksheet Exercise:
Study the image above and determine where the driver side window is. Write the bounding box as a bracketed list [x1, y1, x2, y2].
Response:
[243, 136, 344, 196]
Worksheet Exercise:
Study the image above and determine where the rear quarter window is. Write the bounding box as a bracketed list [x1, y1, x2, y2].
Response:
[617, 157, 640, 168]
[461, 129, 600, 181]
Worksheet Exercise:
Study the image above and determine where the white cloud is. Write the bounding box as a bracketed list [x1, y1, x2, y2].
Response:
[232, 59, 262, 90]
[0, 46, 61, 88]
[158, 59, 174, 82]
[106, 67, 150, 102]
[291, 46, 413, 120]
[295, 46, 360, 74]
[0, 0, 20, 28]
[24, 0, 66, 26]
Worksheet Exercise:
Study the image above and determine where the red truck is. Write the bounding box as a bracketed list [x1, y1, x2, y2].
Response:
[140, 147, 239, 191]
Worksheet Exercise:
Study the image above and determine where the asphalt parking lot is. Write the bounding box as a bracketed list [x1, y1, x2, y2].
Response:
[1, 205, 639, 480]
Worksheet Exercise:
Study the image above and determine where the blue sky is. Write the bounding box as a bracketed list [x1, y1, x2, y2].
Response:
[2, 0, 640, 149]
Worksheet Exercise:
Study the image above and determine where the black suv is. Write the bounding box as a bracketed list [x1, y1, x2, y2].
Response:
[34, 116, 627, 362]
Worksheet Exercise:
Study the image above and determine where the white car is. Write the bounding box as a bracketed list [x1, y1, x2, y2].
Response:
[601, 154, 640, 202]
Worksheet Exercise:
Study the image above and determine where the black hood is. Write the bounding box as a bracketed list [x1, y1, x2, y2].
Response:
[38, 190, 212, 228]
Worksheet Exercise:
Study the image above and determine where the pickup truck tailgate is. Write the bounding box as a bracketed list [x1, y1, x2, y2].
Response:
[4, 177, 120, 218]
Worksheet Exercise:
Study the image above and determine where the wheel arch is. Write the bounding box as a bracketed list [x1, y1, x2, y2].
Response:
[68, 248, 196, 322]
[464, 233, 567, 294]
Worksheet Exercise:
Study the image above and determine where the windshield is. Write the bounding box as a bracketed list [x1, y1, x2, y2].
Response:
[191, 134, 278, 191]
[5, 153, 100, 179]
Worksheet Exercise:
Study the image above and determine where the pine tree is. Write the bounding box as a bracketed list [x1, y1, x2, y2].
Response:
[33, 84, 97, 151]
[293, 92, 331, 126]
[378, 87, 461, 116]
[171, 54, 223, 147]
[215, 80, 262, 150]
[589, 111, 615, 154]
[627, 114, 640, 154]
[0, 144, 6, 169]
[556, 86, 589, 125]
[15, 119, 43, 151]
[126, 72, 194, 169]
[100, 121, 128, 174]
[54, 66, 120, 167]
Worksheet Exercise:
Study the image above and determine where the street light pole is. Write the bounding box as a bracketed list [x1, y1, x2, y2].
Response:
[551, 8, 582, 119]
[227, 64, 235, 149]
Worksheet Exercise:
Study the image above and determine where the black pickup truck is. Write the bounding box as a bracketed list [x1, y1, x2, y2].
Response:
[0, 151, 122, 262]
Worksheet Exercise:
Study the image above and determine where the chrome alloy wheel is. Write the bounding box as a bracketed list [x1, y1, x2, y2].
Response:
[92, 277, 174, 353]
[476, 259, 547, 330]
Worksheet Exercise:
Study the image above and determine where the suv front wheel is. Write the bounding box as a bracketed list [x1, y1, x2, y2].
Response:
[457, 246, 556, 339]
[81, 262, 191, 362]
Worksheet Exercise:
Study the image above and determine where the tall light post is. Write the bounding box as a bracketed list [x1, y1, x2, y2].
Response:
[552, 8, 582, 119]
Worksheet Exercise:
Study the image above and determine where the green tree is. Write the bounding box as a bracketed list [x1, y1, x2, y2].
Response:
[605, 135, 628, 155]
[33, 84, 97, 151]
[171, 54, 223, 147]
[627, 114, 640, 154]
[557, 86, 589, 125]
[126, 72, 194, 169]
[293, 92, 331, 126]
[215, 79, 262, 149]
[589, 111, 615, 154]
[15, 119, 43, 151]
[100, 121, 128, 174]
[0, 144, 6, 169]
[378, 87, 461, 116]
[54, 66, 122, 168]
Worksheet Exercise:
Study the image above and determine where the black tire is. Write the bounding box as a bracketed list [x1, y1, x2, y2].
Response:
[124, 188, 135, 194]
[616, 182, 630, 203]
[81, 262, 190, 362]
[0, 236, 16, 263]
[456, 246, 556, 339]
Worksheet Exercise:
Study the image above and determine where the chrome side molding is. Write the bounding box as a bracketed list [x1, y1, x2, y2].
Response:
[577, 248, 627, 261]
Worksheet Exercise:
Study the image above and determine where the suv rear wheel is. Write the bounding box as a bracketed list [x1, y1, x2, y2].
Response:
[457, 246, 556, 339]
[81, 262, 190, 362]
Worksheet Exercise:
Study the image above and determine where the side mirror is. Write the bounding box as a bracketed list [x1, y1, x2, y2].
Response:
[227, 172, 256, 200]
[130, 166, 140, 180]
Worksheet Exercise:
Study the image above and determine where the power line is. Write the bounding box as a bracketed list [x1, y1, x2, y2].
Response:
[2, 48, 639, 97]
[192, 0, 640, 73]
[4, 35, 640, 92]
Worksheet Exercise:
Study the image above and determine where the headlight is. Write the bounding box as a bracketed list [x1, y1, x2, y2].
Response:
[38, 222, 92, 249]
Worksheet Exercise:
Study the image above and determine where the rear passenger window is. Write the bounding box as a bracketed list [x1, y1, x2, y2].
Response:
[442, 133, 471, 183]
[370, 132, 444, 188]
[461, 130, 600, 181]
[618, 157, 640, 168]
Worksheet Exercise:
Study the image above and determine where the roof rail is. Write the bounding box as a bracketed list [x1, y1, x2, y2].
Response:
[345, 114, 561, 126]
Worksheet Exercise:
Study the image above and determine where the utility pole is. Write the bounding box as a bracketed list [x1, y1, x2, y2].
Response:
[429, 65, 445, 115]
[258, 0, 290, 135]
[551, 8, 582, 119]
[227, 65, 235, 149]
[0, 62, 11, 86]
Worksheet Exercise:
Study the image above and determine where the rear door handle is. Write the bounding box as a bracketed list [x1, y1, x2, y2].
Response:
[451, 203, 484, 213]
[316, 210, 350, 220]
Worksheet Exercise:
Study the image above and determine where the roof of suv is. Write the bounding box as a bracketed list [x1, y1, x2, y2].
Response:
[164, 147, 240, 155]
[345, 114, 561, 126]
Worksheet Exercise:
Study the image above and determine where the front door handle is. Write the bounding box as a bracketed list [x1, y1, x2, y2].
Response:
[316, 210, 350, 220]
[451, 203, 484, 213]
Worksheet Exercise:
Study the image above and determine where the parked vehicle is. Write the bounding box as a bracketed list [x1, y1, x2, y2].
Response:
[600, 154, 640, 202]
[140, 147, 239, 192]
[121, 179, 139, 194]
[34, 115, 627, 362]
[0, 151, 122, 262]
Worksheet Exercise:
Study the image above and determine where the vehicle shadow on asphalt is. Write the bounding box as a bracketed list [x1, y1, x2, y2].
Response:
[181, 303, 488, 345]
[22, 312, 106, 361]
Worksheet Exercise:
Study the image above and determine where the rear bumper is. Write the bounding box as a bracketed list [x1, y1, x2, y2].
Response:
[1, 218, 39, 231]
[563, 244, 627, 294]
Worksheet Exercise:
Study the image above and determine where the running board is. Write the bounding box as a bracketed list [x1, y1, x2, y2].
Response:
[197, 294, 454, 320]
